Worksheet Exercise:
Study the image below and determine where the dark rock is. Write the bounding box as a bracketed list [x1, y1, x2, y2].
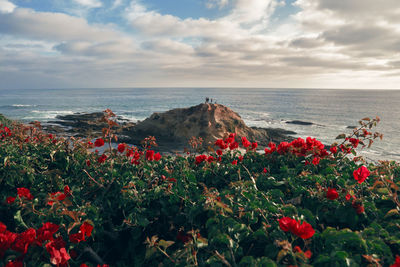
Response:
[43, 112, 136, 139]
[286, 120, 314, 126]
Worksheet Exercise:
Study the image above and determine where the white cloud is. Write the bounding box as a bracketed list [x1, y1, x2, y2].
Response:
[1, 0, 400, 89]
[0, 0, 16, 14]
[0, 8, 122, 42]
[112, 0, 123, 9]
[206, 0, 229, 9]
[72, 0, 102, 8]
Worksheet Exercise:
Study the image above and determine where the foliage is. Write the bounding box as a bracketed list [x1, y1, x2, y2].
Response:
[0, 113, 399, 267]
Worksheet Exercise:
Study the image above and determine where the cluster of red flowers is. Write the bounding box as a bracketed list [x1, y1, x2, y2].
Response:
[214, 133, 238, 150]
[325, 187, 364, 214]
[0, 221, 74, 267]
[265, 137, 328, 165]
[69, 222, 94, 243]
[214, 134, 259, 152]
[346, 138, 360, 148]
[0, 125, 12, 139]
[6, 187, 34, 204]
[1, 186, 100, 266]
[195, 154, 220, 165]
[278, 217, 315, 239]
[91, 138, 162, 165]
[47, 186, 72, 206]
[145, 150, 162, 161]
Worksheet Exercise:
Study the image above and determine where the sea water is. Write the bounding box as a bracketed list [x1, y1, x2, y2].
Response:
[0, 88, 399, 161]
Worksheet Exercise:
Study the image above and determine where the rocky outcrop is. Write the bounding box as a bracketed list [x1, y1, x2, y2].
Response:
[286, 120, 314, 126]
[43, 112, 136, 142]
[43, 103, 295, 151]
[128, 103, 293, 150]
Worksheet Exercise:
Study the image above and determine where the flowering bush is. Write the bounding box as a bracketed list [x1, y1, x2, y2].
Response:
[0, 114, 399, 266]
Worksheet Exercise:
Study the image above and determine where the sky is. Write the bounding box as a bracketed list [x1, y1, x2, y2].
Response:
[0, 0, 400, 89]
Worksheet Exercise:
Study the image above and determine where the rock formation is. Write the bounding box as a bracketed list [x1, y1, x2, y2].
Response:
[43, 103, 295, 151]
[128, 103, 294, 150]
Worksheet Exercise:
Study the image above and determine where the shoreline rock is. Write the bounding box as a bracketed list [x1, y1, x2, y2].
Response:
[42, 104, 297, 152]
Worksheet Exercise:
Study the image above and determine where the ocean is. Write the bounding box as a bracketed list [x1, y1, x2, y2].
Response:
[0, 88, 399, 161]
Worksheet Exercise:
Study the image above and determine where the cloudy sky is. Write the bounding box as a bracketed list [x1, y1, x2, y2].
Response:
[0, 0, 400, 89]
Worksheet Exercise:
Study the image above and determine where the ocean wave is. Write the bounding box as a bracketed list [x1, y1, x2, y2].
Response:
[12, 104, 36, 107]
[26, 110, 75, 120]
[118, 114, 146, 122]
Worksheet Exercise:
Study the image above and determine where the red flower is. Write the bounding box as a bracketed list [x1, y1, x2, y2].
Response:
[37, 222, 59, 245]
[98, 154, 107, 164]
[12, 228, 36, 254]
[86, 160, 91, 167]
[330, 146, 338, 154]
[146, 150, 155, 161]
[17, 188, 33, 200]
[117, 143, 126, 153]
[6, 196, 15, 204]
[326, 188, 339, 200]
[391, 255, 400, 267]
[231, 160, 238, 165]
[126, 149, 134, 157]
[81, 222, 93, 238]
[349, 138, 360, 148]
[263, 168, 267, 174]
[229, 141, 239, 150]
[264, 148, 273, 155]
[80, 264, 89, 267]
[69, 232, 84, 243]
[168, 178, 177, 182]
[238, 156, 243, 162]
[312, 157, 320, 165]
[216, 149, 223, 156]
[46, 241, 71, 266]
[277, 142, 290, 154]
[352, 201, 365, 214]
[268, 142, 276, 151]
[195, 155, 207, 165]
[94, 138, 105, 147]
[5, 261, 23, 267]
[353, 166, 370, 184]
[64, 186, 71, 197]
[304, 250, 312, 259]
[154, 152, 162, 161]
[215, 139, 228, 149]
[345, 194, 352, 201]
[241, 137, 251, 148]
[251, 142, 258, 150]
[69, 222, 93, 244]
[293, 246, 302, 253]
[294, 221, 315, 239]
[278, 217, 314, 239]
[278, 217, 298, 232]
[207, 156, 214, 163]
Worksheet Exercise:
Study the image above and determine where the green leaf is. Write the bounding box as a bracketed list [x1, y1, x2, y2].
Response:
[14, 210, 29, 229]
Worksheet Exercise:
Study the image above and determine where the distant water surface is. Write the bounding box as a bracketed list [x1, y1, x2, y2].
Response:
[0, 88, 399, 161]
